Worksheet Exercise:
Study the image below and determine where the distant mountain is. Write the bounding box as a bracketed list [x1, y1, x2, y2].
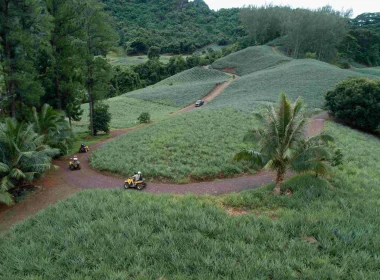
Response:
[102, 0, 245, 54]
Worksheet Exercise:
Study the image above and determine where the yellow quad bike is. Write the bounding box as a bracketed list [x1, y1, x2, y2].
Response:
[69, 157, 81, 170]
[124, 176, 146, 190]
[79, 144, 89, 153]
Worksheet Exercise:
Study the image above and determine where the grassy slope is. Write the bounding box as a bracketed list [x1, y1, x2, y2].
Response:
[127, 67, 230, 107]
[208, 59, 376, 110]
[2, 123, 380, 279]
[90, 109, 258, 183]
[349, 67, 380, 76]
[107, 52, 185, 68]
[211, 45, 292, 76]
[156, 67, 229, 86]
[71, 97, 177, 133]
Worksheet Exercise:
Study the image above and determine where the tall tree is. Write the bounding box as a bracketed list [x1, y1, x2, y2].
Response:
[42, 0, 86, 111]
[81, 0, 117, 135]
[234, 94, 334, 194]
[0, 0, 51, 117]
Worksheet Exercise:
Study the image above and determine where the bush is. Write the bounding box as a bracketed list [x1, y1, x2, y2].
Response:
[325, 77, 380, 133]
[92, 102, 111, 135]
[137, 112, 150, 123]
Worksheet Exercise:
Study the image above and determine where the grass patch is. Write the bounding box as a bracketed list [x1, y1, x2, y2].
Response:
[2, 123, 380, 278]
[211, 45, 292, 76]
[90, 109, 258, 182]
[349, 67, 380, 77]
[127, 81, 226, 108]
[69, 132, 111, 155]
[208, 59, 376, 110]
[106, 52, 183, 68]
[155, 67, 229, 86]
[71, 97, 178, 133]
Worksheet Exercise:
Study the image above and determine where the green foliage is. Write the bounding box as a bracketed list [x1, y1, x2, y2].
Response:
[148, 46, 161, 60]
[0, 118, 59, 205]
[92, 102, 111, 136]
[65, 98, 84, 126]
[90, 109, 258, 182]
[234, 94, 333, 194]
[31, 104, 73, 155]
[325, 77, 380, 133]
[109, 66, 142, 96]
[0, 0, 51, 117]
[71, 97, 177, 133]
[2, 123, 380, 277]
[240, 5, 350, 61]
[137, 112, 151, 124]
[211, 46, 292, 76]
[209, 59, 375, 111]
[105, 0, 242, 54]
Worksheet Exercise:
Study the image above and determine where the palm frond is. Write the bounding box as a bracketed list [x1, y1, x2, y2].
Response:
[0, 162, 10, 173]
[234, 150, 268, 169]
[0, 191, 14, 205]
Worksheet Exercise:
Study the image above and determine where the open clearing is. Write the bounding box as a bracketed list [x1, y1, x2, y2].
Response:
[71, 97, 178, 133]
[2, 123, 380, 278]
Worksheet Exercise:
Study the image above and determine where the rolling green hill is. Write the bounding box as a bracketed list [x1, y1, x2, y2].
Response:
[211, 46, 292, 76]
[208, 59, 378, 110]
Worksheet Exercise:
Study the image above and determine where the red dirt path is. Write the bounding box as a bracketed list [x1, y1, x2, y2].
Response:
[0, 75, 328, 232]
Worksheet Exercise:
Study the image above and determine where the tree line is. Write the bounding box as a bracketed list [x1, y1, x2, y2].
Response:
[102, 0, 246, 54]
[0, 0, 117, 135]
[240, 5, 351, 61]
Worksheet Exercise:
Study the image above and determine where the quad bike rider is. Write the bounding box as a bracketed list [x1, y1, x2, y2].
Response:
[69, 156, 81, 170]
[124, 171, 146, 190]
[79, 142, 89, 153]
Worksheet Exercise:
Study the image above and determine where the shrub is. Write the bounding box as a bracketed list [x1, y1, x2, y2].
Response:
[325, 77, 380, 133]
[92, 102, 111, 135]
[0, 118, 59, 205]
[137, 112, 150, 123]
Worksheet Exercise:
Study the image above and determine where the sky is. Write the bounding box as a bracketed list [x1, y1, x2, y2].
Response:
[203, 0, 380, 17]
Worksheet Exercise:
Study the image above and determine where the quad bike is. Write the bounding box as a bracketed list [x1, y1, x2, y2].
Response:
[69, 157, 81, 170]
[124, 176, 146, 190]
[79, 144, 89, 153]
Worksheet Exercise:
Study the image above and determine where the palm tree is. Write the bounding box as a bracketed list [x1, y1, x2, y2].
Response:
[31, 104, 73, 154]
[235, 93, 334, 194]
[0, 118, 59, 205]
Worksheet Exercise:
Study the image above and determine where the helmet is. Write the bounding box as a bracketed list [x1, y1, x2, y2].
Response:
[138, 171, 141, 174]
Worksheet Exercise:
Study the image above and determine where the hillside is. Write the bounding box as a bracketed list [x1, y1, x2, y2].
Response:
[127, 67, 230, 107]
[104, 0, 243, 53]
[211, 46, 292, 76]
[208, 59, 377, 110]
[3, 122, 380, 278]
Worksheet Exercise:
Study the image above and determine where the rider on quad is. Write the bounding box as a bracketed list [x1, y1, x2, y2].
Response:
[133, 171, 142, 186]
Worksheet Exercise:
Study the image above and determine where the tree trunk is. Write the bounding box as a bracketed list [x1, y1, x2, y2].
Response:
[89, 93, 94, 136]
[273, 170, 285, 195]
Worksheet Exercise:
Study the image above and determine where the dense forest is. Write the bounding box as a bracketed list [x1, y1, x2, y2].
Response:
[339, 13, 380, 66]
[102, 0, 245, 54]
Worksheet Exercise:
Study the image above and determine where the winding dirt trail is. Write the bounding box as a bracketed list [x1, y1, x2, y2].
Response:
[0, 73, 328, 232]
